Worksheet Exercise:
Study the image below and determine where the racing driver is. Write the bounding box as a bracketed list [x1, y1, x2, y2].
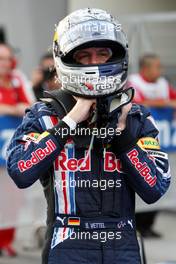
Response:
[7, 8, 171, 264]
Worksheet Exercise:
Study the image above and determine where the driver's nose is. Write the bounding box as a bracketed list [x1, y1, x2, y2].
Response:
[89, 52, 100, 64]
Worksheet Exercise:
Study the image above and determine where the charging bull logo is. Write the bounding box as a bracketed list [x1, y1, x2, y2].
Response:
[127, 149, 157, 187]
[83, 82, 94, 91]
[18, 139, 56, 172]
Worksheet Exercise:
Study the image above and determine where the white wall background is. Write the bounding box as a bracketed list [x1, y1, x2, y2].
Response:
[0, 0, 67, 76]
[68, 0, 176, 15]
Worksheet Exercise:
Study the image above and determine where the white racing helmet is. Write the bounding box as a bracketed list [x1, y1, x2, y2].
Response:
[53, 8, 129, 98]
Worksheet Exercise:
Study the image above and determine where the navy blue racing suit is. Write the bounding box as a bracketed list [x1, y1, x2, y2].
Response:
[6, 101, 171, 264]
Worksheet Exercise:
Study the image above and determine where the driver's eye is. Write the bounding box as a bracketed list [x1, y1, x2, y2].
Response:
[97, 50, 111, 57]
[78, 54, 89, 60]
[99, 52, 109, 57]
[75, 53, 89, 62]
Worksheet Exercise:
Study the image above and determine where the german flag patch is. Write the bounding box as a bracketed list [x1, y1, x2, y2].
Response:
[68, 217, 80, 226]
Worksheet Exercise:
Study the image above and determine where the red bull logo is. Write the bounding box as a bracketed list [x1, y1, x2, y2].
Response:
[55, 150, 123, 172]
[127, 149, 157, 187]
[55, 151, 91, 171]
[104, 152, 123, 172]
[18, 139, 56, 172]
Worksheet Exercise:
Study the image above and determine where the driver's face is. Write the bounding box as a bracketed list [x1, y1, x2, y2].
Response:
[73, 47, 112, 65]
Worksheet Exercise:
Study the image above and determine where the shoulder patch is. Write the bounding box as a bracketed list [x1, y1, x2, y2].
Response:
[22, 131, 50, 143]
[137, 137, 160, 150]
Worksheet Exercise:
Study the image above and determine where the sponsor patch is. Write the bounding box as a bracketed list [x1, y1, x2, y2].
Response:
[137, 137, 160, 150]
[22, 131, 50, 144]
[146, 150, 168, 159]
[18, 139, 56, 172]
[22, 132, 40, 142]
[104, 152, 123, 173]
[37, 131, 50, 142]
[55, 149, 124, 172]
[127, 148, 157, 187]
[55, 150, 91, 172]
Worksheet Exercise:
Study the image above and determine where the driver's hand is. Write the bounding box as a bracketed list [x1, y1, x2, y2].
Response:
[116, 103, 132, 131]
[67, 98, 96, 123]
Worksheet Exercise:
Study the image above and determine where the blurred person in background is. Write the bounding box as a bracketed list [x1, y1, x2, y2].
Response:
[128, 54, 176, 238]
[128, 54, 176, 107]
[0, 43, 33, 116]
[32, 52, 61, 100]
[0, 42, 33, 256]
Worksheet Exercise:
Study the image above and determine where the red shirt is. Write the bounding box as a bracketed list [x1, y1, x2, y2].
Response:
[0, 73, 30, 105]
[128, 73, 176, 104]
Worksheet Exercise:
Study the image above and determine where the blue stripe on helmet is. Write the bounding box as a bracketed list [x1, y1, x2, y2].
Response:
[98, 63, 123, 77]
